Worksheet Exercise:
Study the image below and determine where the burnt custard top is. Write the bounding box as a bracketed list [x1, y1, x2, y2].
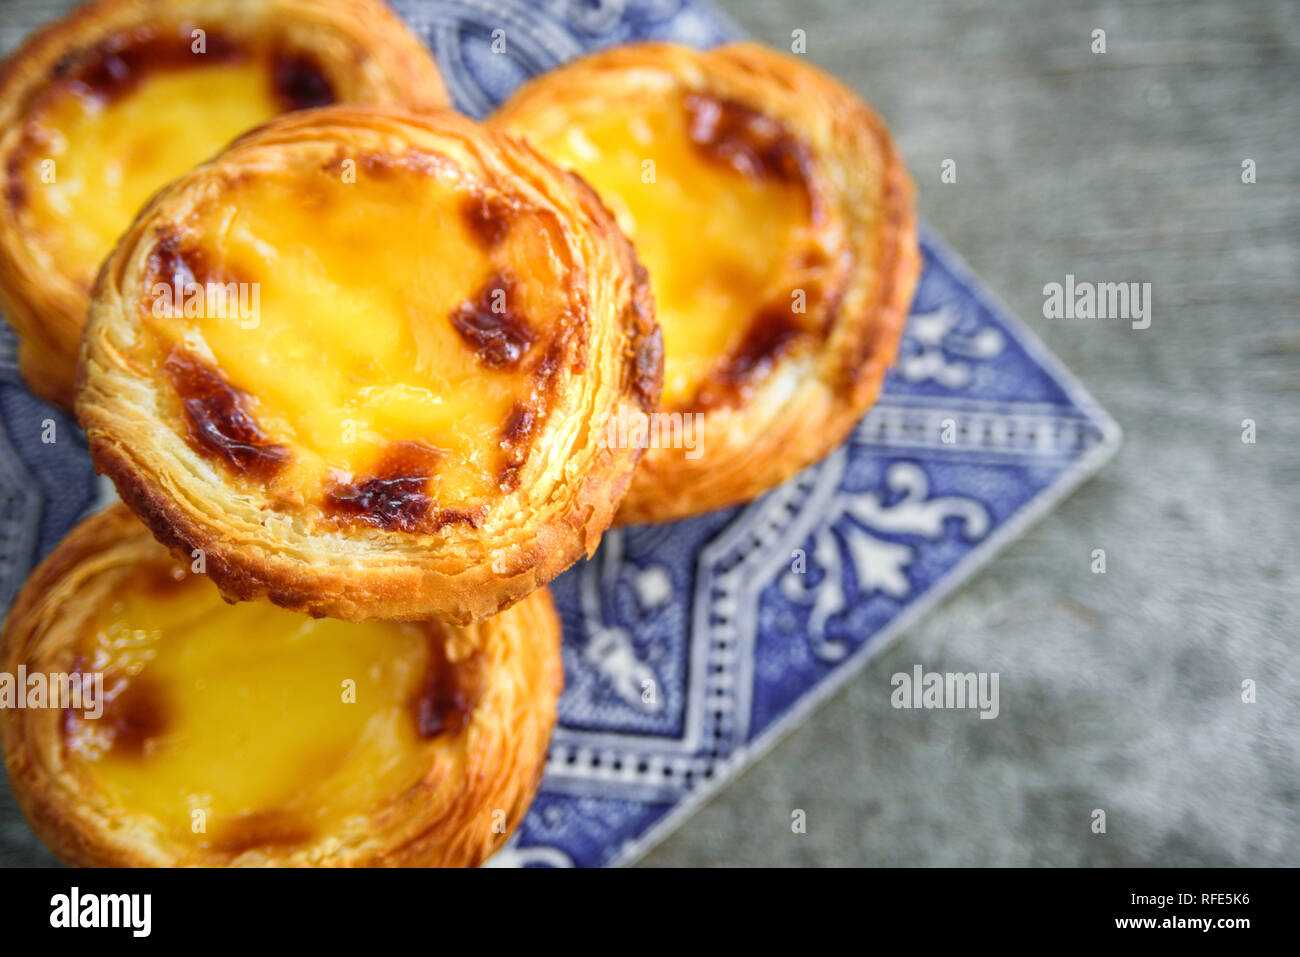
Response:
[6, 25, 336, 295]
[501, 81, 849, 412]
[76, 108, 658, 623]
[0, 505, 563, 866]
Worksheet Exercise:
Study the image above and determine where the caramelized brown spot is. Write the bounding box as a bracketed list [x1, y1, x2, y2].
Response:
[5, 158, 25, 210]
[325, 440, 439, 531]
[736, 301, 807, 368]
[497, 403, 535, 493]
[615, 257, 662, 413]
[141, 229, 257, 324]
[500, 402, 536, 450]
[692, 299, 807, 410]
[533, 342, 563, 398]
[323, 441, 482, 533]
[52, 27, 241, 105]
[685, 92, 814, 184]
[632, 325, 664, 412]
[495, 341, 565, 490]
[209, 811, 314, 855]
[100, 674, 171, 757]
[411, 624, 483, 740]
[431, 507, 480, 528]
[461, 192, 515, 247]
[164, 348, 291, 479]
[450, 272, 536, 368]
[684, 92, 821, 221]
[270, 49, 335, 112]
[497, 466, 522, 494]
[327, 475, 429, 530]
[145, 229, 201, 292]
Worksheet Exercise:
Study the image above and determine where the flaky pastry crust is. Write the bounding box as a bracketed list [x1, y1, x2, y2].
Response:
[0, 0, 449, 409]
[76, 106, 661, 624]
[493, 42, 920, 524]
[0, 504, 562, 867]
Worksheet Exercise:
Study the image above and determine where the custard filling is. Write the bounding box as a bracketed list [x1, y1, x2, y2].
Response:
[137, 153, 574, 528]
[529, 91, 828, 409]
[9, 28, 335, 287]
[61, 560, 476, 855]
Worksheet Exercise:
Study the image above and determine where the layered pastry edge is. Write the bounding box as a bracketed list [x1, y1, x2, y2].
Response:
[76, 105, 662, 624]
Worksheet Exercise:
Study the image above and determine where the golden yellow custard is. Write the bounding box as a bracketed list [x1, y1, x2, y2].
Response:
[62, 562, 454, 856]
[523, 92, 819, 408]
[138, 153, 572, 520]
[16, 59, 285, 286]
[0, 505, 563, 866]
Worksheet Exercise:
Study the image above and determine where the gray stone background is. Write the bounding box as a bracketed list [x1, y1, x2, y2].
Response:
[1, 0, 1297, 866]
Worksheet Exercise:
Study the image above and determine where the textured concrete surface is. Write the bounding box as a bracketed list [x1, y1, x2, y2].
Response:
[1, 0, 1297, 867]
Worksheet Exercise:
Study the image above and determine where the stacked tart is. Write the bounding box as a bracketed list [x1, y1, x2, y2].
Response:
[1, 505, 560, 867]
[0, 0, 918, 868]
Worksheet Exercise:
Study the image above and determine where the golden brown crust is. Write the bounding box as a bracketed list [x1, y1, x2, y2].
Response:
[76, 106, 661, 624]
[0, 504, 563, 867]
[0, 0, 449, 409]
[493, 42, 920, 524]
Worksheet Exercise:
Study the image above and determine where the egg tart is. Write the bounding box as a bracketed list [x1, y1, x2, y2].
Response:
[76, 106, 661, 624]
[493, 42, 920, 524]
[0, 504, 561, 867]
[0, 0, 449, 409]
